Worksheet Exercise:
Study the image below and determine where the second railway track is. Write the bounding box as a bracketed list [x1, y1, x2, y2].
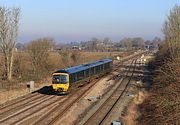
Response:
[82, 59, 137, 125]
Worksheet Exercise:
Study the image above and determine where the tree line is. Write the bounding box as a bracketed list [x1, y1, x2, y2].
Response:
[76, 37, 161, 51]
[16, 36, 161, 53]
[139, 5, 180, 124]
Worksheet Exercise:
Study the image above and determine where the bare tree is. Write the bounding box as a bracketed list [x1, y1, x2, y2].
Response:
[27, 38, 54, 79]
[132, 37, 145, 49]
[0, 6, 20, 80]
[103, 37, 111, 45]
[71, 50, 81, 65]
[152, 37, 161, 49]
[88, 38, 98, 51]
[58, 49, 71, 67]
[120, 38, 132, 50]
[140, 5, 180, 124]
[163, 5, 180, 58]
[158, 5, 180, 83]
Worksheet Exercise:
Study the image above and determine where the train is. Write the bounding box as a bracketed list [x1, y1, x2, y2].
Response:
[52, 58, 112, 93]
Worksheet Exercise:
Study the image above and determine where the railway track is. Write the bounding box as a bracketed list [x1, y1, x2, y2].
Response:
[82, 59, 137, 125]
[0, 84, 54, 112]
[31, 77, 107, 125]
[0, 95, 64, 125]
[0, 93, 46, 116]
[9, 95, 66, 125]
[0, 92, 39, 109]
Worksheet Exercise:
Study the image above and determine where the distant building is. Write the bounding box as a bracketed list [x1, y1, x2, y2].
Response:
[72, 46, 81, 50]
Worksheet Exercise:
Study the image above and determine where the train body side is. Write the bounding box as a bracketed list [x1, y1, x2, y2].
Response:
[52, 58, 112, 93]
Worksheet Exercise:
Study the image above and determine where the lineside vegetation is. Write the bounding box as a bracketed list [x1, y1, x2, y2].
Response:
[139, 5, 180, 124]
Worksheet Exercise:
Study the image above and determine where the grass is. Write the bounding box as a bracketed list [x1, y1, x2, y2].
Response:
[124, 91, 147, 125]
[0, 88, 29, 104]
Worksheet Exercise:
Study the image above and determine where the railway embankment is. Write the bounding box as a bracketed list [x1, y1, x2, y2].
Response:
[137, 53, 180, 125]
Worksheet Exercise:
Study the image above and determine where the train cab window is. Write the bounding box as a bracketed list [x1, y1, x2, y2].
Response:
[53, 75, 68, 84]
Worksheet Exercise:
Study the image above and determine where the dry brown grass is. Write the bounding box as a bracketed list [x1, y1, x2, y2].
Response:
[0, 77, 52, 104]
[124, 91, 147, 125]
[133, 91, 147, 105]
[0, 87, 29, 104]
[124, 103, 139, 125]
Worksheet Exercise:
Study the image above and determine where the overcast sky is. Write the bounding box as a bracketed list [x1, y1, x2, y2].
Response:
[0, 0, 179, 43]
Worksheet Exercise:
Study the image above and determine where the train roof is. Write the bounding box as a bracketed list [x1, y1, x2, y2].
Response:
[54, 58, 112, 74]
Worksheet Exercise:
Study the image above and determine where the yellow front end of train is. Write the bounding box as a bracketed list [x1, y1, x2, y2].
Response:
[52, 73, 69, 93]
